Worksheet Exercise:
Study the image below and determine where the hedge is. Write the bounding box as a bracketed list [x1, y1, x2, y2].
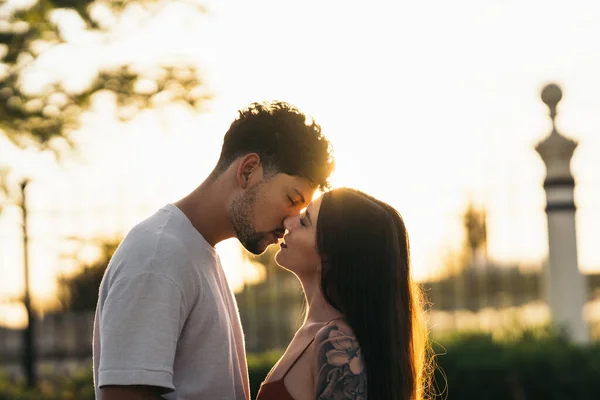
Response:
[1, 330, 599, 399]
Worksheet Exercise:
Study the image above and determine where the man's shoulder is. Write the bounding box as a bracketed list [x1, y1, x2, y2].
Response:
[123, 204, 207, 255]
[106, 207, 205, 279]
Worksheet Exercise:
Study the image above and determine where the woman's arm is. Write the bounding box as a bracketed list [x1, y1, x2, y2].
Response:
[314, 323, 367, 399]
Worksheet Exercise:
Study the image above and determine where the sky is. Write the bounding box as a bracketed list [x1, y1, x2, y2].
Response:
[1, 0, 600, 327]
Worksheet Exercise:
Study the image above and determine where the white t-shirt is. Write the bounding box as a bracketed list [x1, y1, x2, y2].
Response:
[93, 204, 249, 400]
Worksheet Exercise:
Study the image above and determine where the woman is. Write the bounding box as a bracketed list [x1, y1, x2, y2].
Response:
[256, 188, 432, 400]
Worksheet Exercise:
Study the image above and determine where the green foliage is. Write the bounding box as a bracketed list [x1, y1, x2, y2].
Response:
[432, 328, 600, 400]
[2, 330, 599, 399]
[0, 0, 209, 150]
[0, 368, 94, 400]
[247, 349, 283, 398]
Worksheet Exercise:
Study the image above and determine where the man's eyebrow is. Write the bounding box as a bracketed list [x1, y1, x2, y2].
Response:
[294, 189, 306, 204]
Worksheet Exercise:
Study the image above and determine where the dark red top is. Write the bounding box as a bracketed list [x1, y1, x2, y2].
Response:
[256, 318, 343, 400]
[255, 337, 315, 400]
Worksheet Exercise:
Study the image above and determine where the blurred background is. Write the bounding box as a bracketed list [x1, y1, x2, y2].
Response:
[1, 0, 600, 399]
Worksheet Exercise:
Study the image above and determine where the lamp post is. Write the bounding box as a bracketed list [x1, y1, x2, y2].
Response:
[535, 83, 589, 343]
[19, 179, 37, 386]
[0, 172, 37, 386]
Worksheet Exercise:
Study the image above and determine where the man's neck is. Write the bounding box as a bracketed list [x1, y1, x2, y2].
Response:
[174, 176, 234, 247]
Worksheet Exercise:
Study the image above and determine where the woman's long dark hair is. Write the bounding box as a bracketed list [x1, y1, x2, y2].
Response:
[316, 188, 431, 400]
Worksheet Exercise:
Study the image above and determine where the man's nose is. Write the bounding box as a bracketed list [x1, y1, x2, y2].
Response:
[283, 216, 295, 231]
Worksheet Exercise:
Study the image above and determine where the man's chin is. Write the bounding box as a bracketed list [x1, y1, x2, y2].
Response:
[241, 238, 270, 255]
[255, 241, 273, 255]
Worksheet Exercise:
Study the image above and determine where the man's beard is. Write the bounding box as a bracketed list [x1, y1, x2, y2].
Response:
[229, 183, 270, 255]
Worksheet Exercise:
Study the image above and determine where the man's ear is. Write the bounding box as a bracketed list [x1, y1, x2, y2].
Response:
[236, 153, 262, 189]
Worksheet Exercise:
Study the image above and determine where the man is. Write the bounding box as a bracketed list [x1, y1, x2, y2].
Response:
[93, 101, 335, 400]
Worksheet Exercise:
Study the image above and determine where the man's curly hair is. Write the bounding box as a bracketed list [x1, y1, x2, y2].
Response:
[213, 101, 335, 192]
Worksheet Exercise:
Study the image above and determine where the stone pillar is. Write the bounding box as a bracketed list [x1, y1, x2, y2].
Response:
[535, 83, 589, 343]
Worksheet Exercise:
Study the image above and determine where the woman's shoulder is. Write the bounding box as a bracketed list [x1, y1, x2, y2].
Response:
[316, 316, 350, 330]
[313, 319, 367, 399]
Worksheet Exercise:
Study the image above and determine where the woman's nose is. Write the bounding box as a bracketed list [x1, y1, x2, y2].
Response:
[283, 216, 296, 231]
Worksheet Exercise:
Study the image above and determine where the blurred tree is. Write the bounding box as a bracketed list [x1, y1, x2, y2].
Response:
[56, 237, 119, 312]
[0, 0, 209, 151]
[463, 202, 487, 261]
[237, 245, 305, 352]
[423, 202, 544, 313]
[462, 203, 489, 309]
[434, 202, 489, 279]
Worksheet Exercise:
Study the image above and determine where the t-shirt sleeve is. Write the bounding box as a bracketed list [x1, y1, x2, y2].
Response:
[97, 272, 187, 392]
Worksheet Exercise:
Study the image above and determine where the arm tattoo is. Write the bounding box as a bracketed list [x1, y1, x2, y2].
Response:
[315, 325, 367, 400]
